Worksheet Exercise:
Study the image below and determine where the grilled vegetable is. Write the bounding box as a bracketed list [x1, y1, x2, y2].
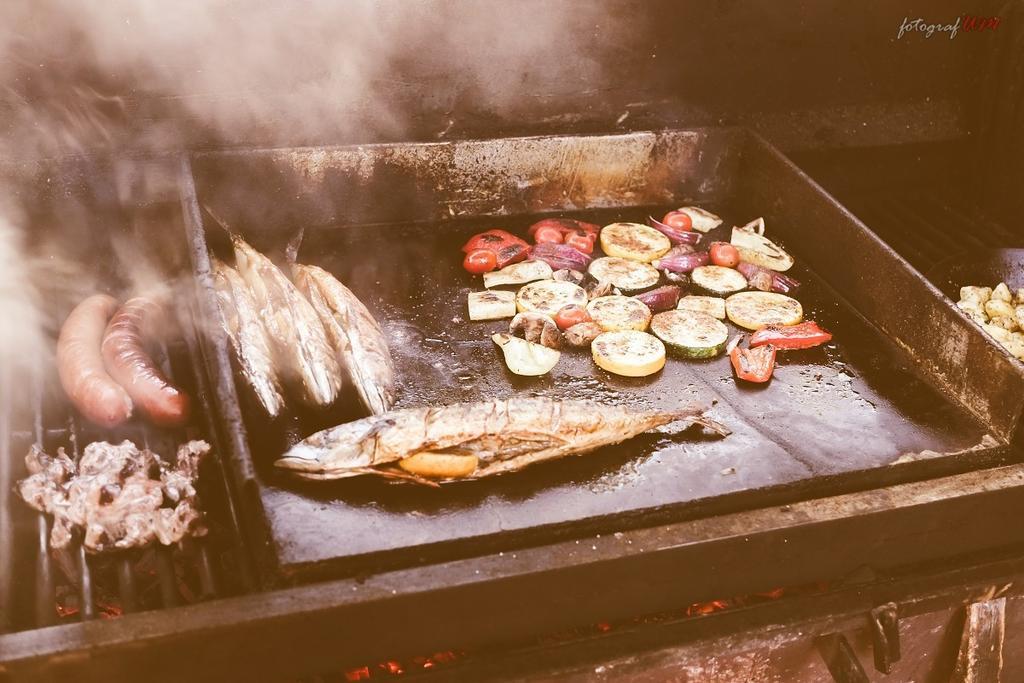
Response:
[581, 273, 617, 299]
[692, 265, 748, 296]
[677, 295, 726, 320]
[552, 269, 585, 285]
[749, 321, 832, 350]
[588, 257, 660, 292]
[652, 249, 708, 274]
[632, 285, 682, 312]
[731, 218, 794, 272]
[564, 321, 604, 347]
[587, 295, 653, 332]
[730, 344, 776, 383]
[600, 222, 672, 262]
[492, 333, 560, 376]
[662, 210, 693, 231]
[736, 262, 800, 294]
[509, 312, 564, 349]
[650, 309, 729, 359]
[725, 292, 803, 330]
[648, 216, 701, 246]
[708, 242, 740, 268]
[528, 218, 600, 239]
[592, 330, 666, 377]
[534, 225, 564, 244]
[463, 249, 498, 274]
[516, 280, 587, 317]
[462, 230, 530, 269]
[483, 260, 553, 288]
[529, 242, 592, 272]
[398, 453, 479, 479]
[565, 231, 596, 254]
[468, 290, 516, 320]
[275, 397, 726, 483]
[553, 304, 591, 331]
[674, 207, 723, 233]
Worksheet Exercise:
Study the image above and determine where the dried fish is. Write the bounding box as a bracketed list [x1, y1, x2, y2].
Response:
[293, 264, 396, 415]
[231, 236, 342, 407]
[275, 397, 728, 483]
[212, 258, 285, 416]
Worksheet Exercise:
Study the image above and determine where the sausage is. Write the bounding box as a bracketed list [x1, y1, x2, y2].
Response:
[57, 295, 133, 427]
[101, 297, 189, 427]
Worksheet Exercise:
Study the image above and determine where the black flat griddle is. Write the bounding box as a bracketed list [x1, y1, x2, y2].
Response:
[181, 129, 1024, 583]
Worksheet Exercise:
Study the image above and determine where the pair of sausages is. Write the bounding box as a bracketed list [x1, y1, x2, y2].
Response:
[56, 295, 189, 428]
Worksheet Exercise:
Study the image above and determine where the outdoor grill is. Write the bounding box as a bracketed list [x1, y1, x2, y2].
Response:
[3, 2, 1024, 682]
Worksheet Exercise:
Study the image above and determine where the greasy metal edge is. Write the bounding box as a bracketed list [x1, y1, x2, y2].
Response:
[738, 130, 1024, 444]
[2, 462, 1024, 682]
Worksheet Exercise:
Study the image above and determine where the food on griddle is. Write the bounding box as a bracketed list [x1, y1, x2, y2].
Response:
[708, 242, 740, 268]
[101, 297, 190, 427]
[725, 291, 803, 330]
[586, 295, 652, 332]
[587, 256, 660, 292]
[529, 242, 592, 272]
[212, 259, 285, 417]
[551, 268, 585, 285]
[749, 321, 832, 350]
[677, 295, 726, 320]
[652, 248, 708, 274]
[468, 290, 516, 320]
[398, 452, 479, 479]
[509, 312, 563, 349]
[580, 271, 617, 299]
[650, 309, 729, 359]
[672, 206, 723, 234]
[730, 217, 794, 272]
[591, 330, 666, 376]
[294, 264, 396, 416]
[564, 321, 604, 348]
[599, 222, 671, 263]
[691, 265, 748, 296]
[482, 259, 553, 288]
[57, 295, 135, 428]
[552, 304, 591, 331]
[18, 439, 209, 552]
[275, 397, 726, 483]
[515, 279, 588, 317]
[647, 215, 702, 246]
[461, 229, 530, 273]
[736, 261, 800, 294]
[956, 282, 1024, 359]
[492, 332, 561, 376]
[528, 218, 600, 255]
[631, 285, 682, 313]
[730, 343, 776, 383]
[231, 235, 342, 407]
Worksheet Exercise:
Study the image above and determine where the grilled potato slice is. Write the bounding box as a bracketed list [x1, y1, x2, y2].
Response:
[600, 223, 671, 263]
[725, 292, 803, 330]
[592, 330, 666, 377]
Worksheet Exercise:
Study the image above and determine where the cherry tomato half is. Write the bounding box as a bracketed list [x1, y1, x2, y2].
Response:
[709, 242, 740, 268]
[534, 226, 565, 245]
[554, 304, 591, 331]
[662, 210, 693, 232]
[463, 249, 498, 274]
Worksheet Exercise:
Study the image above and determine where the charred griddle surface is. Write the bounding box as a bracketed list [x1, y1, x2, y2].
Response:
[206, 208, 986, 582]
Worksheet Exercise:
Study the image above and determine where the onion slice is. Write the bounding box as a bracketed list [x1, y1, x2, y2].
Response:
[648, 216, 702, 246]
[652, 250, 709, 273]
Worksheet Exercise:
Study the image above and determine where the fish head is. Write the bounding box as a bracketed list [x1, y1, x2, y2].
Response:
[274, 418, 394, 474]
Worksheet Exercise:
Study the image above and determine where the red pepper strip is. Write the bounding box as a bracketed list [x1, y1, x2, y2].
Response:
[461, 229, 530, 268]
[730, 344, 776, 383]
[749, 321, 832, 350]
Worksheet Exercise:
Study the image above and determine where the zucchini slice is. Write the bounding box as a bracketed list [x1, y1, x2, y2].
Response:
[725, 291, 803, 330]
[692, 265, 747, 295]
[591, 330, 666, 377]
[650, 309, 729, 359]
[515, 280, 587, 317]
[468, 290, 516, 320]
[599, 222, 671, 263]
[586, 295, 653, 332]
[483, 260, 553, 288]
[492, 333, 561, 376]
[588, 257, 660, 292]
[677, 295, 726, 320]
[676, 207, 723, 233]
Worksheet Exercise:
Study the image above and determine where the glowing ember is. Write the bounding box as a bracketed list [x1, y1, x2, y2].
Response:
[344, 666, 371, 681]
[343, 651, 464, 679]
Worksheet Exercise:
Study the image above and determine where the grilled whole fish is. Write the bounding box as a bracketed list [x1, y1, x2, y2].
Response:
[275, 397, 728, 483]
[212, 258, 285, 417]
[293, 264, 396, 415]
[230, 235, 342, 407]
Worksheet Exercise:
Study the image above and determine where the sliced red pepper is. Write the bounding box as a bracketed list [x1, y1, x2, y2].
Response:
[564, 230, 595, 254]
[461, 229, 530, 268]
[527, 218, 600, 240]
[749, 321, 832, 350]
[730, 344, 776, 383]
